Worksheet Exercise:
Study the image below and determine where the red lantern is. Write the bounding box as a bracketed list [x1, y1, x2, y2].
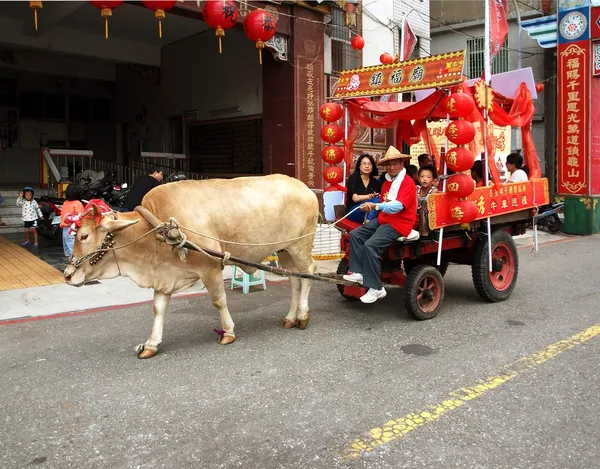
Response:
[446, 174, 476, 199]
[202, 0, 239, 54]
[444, 92, 475, 118]
[380, 53, 394, 65]
[445, 120, 475, 145]
[351, 35, 365, 51]
[536, 82, 545, 93]
[450, 199, 478, 224]
[445, 147, 475, 173]
[143, 0, 177, 39]
[321, 146, 344, 165]
[90, 1, 123, 39]
[320, 124, 344, 144]
[323, 166, 343, 185]
[30, 1, 42, 31]
[243, 9, 277, 65]
[319, 103, 343, 122]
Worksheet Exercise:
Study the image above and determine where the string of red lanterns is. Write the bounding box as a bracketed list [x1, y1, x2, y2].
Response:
[442, 91, 479, 224]
[143, 0, 177, 39]
[90, 1, 124, 39]
[319, 103, 345, 189]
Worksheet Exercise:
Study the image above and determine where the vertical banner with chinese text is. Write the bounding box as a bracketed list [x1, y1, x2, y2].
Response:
[557, 41, 589, 195]
[295, 54, 324, 189]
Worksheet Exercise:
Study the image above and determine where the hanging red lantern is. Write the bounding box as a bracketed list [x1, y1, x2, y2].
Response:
[445, 147, 475, 173]
[90, 1, 124, 39]
[351, 35, 365, 51]
[143, 0, 177, 39]
[443, 92, 476, 118]
[319, 103, 343, 122]
[320, 124, 344, 144]
[202, 0, 239, 54]
[536, 82, 545, 92]
[323, 166, 344, 185]
[30, 1, 42, 31]
[446, 174, 476, 199]
[321, 146, 344, 165]
[449, 199, 478, 224]
[380, 53, 394, 65]
[243, 9, 277, 65]
[445, 119, 475, 145]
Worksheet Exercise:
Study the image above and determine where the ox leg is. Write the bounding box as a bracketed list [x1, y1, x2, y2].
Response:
[135, 291, 171, 359]
[296, 257, 317, 329]
[277, 251, 301, 328]
[204, 271, 236, 345]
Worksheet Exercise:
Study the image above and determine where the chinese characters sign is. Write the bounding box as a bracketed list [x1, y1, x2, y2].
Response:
[333, 50, 466, 99]
[427, 179, 550, 229]
[558, 42, 589, 195]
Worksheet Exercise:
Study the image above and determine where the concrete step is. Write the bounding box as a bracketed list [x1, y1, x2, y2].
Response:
[0, 225, 24, 235]
[0, 206, 21, 216]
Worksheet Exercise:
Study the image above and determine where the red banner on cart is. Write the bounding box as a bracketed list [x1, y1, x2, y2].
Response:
[557, 41, 589, 195]
[333, 50, 465, 99]
[427, 179, 550, 230]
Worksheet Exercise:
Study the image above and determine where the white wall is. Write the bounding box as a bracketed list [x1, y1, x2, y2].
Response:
[394, 0, 431, 57]
[362, 1, 395, 67]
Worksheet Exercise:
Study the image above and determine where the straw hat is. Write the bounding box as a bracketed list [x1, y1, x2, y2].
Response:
[376, 145, 411, 166]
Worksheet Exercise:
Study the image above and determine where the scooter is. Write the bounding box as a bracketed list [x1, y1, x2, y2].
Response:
[37, 198, 63, 243]
[534, 202, 564, 233]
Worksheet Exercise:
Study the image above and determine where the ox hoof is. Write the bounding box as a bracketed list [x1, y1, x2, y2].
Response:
[218, 335, 235, 345]
[281, 319, 297, 329]
[135, 344, 158, 359]
[297, 315, 310, 330]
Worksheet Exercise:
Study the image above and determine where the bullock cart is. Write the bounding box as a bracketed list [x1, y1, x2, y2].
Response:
[320, 51, 549, 319]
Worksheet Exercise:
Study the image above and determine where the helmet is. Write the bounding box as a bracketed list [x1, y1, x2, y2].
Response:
[23, 186, 34, 196]
[168, 173, 188, 182]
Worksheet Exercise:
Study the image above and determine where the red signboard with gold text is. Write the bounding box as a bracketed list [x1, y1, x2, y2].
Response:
[427, 179, 550, 230]
[333, 50, 465, 99]
[557, 41, 589, 195]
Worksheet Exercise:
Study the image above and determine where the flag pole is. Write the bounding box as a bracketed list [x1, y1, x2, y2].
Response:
[484, 0, 493, 272]
[398, 16, 405, 103]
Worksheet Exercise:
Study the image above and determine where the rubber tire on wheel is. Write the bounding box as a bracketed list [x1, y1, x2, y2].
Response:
[472, 230, 518, 302]
[336, 257, 359, 301]
[547, 216, 560, 233]
[403, 264, 445, 320]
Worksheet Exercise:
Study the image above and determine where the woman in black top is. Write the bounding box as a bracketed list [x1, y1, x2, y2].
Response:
[345, 154, 380, 223]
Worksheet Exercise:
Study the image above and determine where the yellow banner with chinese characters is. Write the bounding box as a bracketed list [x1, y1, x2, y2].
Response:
[409, 120, 511, 167]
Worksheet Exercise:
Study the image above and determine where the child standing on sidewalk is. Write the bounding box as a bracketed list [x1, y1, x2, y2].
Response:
[60, 184, 84, 257]
[17, 187, 43, 247]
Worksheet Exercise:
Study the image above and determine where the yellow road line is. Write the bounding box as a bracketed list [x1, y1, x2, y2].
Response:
[345, 323, 600, 460]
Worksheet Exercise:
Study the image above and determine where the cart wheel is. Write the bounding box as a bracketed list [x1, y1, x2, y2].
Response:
[336, 257, 359, 301]
[404, 264, 445, 320]
[472, 230, 518, 302]
[404, 258, 449, 277]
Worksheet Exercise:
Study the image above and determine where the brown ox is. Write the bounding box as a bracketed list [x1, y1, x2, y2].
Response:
[63, 174, 318, 358]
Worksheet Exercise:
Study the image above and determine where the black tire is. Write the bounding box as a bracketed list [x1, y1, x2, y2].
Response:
[403, 264, 445, 320]
[547, 216, 560, 233]
[404, 258, 449, 277]
[472, 230, 518, 302]
[336, 257, 359, 301]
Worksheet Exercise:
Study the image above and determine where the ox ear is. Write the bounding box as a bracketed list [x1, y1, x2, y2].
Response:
[101, 217, 139, 233]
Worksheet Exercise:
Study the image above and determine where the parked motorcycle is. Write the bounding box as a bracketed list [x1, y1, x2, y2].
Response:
[37, 197, 63, 243]
[533, 202, 564, 233]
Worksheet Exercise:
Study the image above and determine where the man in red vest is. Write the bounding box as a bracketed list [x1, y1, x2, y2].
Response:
[343, 146, 417, 303]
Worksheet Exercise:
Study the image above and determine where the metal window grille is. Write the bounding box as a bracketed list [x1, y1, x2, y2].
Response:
[331, 8, 361, 73]
[465, 37, 509, 79]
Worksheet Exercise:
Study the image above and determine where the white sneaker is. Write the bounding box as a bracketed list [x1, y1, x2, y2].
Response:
[342, 272, 364, 284]
[360, 287, 387, 304]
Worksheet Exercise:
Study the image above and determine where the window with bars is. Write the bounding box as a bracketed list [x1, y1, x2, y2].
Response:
[331, 8, 361, 73]
[465, 37, 509, 79]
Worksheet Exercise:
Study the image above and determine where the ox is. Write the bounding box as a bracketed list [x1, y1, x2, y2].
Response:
[64, 174, 319, 358]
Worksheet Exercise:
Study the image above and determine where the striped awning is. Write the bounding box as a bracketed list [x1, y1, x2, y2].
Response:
[520, 14, 557, 49]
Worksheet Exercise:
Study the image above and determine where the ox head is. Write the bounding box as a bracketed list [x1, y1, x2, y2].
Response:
[64, 204, 138, 287]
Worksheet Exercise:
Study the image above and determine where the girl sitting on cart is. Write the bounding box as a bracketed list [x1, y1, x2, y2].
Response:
[345, 154, 380, 223]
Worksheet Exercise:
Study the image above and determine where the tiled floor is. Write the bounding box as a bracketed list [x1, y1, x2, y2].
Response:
[0, 233, 65, 291]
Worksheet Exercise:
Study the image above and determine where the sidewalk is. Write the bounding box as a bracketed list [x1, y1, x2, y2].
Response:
[0, 230, 573, 323]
